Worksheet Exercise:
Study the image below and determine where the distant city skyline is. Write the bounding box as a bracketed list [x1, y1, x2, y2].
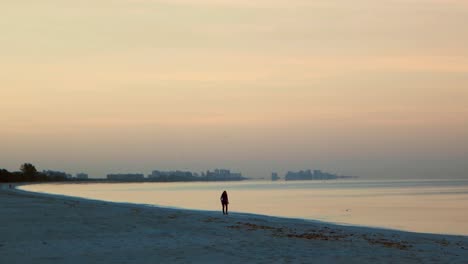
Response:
[1, 0, 467, 179]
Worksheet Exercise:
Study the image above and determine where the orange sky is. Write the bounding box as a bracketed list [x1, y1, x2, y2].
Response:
[1, 0, 467, 178]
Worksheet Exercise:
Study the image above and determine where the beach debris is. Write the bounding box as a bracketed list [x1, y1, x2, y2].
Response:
[168, 214, 178, 219]
[364, 237, 411, 250]
[239, 222, 277, 231]
[203, 217, 226, 223]
[227, 222, 282, 232]
[456, 241, 468, 250]
[286, 231, 350, 241]
[64, 201, 79, 208]
[226, 222, 413, 250]
[226, 222, 349, 241]
[436, 239, 450, 247]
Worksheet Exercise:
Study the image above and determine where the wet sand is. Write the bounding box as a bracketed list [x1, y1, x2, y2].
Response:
[1, 184, 467, 263]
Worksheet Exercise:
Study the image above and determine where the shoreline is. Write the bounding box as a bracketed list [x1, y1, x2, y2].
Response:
[17, 180, 468, 237]
[2, 183, 468, 263]
[14, 182, 467, 238]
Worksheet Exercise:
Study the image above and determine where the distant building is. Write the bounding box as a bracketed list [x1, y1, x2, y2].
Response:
[271, 172, 280, 181]
[145, 169, 246, 182]
[285, 169, 341, 181]
[107, 174, 144, 181]
[148, 170, 194, 181]
[43, 170, 72, 179]
[205, 169, 244, 181]
[76, 173, 88, 180]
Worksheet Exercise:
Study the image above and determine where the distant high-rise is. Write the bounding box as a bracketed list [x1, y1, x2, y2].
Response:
[205, 169, 244, 181]
[76, 173, 89, 180]
[148, 170, 194, 181]
[107, 174, 144, 181]
[284, 170, 344, 181]
[271, 172, 280, 181]
[43, 170, 72, 179]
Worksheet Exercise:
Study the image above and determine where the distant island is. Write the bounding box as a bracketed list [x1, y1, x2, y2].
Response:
[0, 163, 246, 183]
[0, 163, 90, 183]
[1, 163, 355, 184]
[107, 169, 246, 182]
[272, 170, 357, 181]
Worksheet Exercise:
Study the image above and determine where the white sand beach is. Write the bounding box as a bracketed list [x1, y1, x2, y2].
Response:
[1, 184, 467, 263]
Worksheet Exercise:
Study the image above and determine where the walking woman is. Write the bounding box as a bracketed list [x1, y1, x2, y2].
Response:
[220, 190, 229, 215]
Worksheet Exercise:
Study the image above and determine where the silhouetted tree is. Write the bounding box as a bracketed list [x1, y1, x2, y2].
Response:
[20, 163, 38, 181]
[0, 168, 11, 182]
[1, 164, 72, 182]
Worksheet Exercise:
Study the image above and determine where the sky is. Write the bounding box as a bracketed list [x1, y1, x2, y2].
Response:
[1, 0, 467, 179]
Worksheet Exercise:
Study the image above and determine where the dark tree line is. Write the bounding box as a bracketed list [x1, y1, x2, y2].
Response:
[0, 163, 68, 182]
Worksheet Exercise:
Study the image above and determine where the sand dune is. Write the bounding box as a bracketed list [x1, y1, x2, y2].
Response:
[1, 184, 467, 263]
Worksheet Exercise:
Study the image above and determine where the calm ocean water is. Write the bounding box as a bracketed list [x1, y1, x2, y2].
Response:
[20, 179, 468, 236]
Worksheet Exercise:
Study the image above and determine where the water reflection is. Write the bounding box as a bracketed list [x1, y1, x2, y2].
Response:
[20, 179, 468, 235]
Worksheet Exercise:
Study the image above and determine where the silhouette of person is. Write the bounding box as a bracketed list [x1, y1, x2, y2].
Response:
[220, 190, 229, 215]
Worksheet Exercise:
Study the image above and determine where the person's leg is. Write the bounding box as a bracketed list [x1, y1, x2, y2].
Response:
[225, 204, 228, 215]
[222, 203, 225, 214]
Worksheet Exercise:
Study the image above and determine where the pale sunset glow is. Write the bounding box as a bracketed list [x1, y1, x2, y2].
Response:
[1, 0, 467, 178]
